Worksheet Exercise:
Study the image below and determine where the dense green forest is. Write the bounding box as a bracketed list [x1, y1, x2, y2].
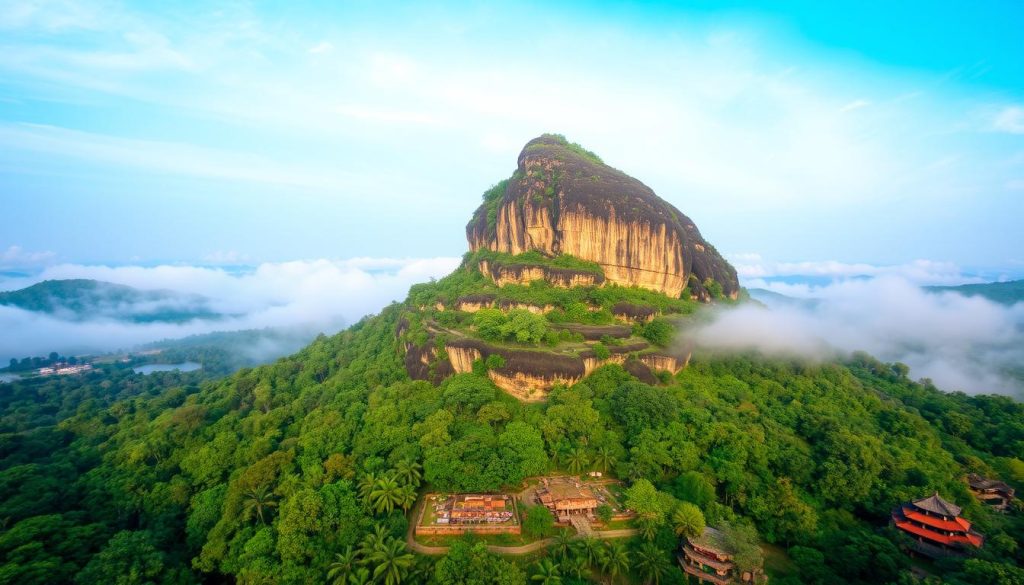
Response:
[1, 294, 1022, 584]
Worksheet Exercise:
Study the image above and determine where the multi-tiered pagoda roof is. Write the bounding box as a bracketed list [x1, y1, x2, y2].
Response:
[892, 493, 984, 558]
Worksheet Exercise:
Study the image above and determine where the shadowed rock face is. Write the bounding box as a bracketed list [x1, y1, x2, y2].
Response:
[467, 134, 738, 299]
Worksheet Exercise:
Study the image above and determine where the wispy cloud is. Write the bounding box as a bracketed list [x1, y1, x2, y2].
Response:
[0, 123, 366, 190]
[993, 105, 1024, 134]
[1, 245, 56, 270]
[729, 253, 980, 287]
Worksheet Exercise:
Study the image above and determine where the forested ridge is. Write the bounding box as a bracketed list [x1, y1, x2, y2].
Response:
[1, 288, 1022, 584]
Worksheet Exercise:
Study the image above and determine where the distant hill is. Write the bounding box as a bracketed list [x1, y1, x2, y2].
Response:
[925, 279, 1024, 305]
[0, 278, 225, 323]
[138, 325, 331, 374]
[746, 287, 820, 310]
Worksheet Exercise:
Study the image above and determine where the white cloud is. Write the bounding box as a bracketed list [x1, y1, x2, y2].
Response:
[308, 41, 334, 55]
[0, 122, 368, 190]
[993, 106, 1024, 134]
[731, 254, 980, 287]
[202, 250, 251, 264]
[1, 245, 56, 269]
[692, 277, 1024, 397]
[0, 256, 461, 362]
[838, 99, 870, 113]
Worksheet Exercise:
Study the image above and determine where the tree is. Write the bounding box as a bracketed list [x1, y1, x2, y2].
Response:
[672, 502, 705, 539]
[368, 538, 414, 585]
[434, 540, 525, 584]
[327, 546, 359, 585]
[598, 540, 630, 584]
[531, 558, 563, 585]
[624, 479, 676, 527]
[394, 459, 422, 488]
[672, 471, 715, 507]
[523, 505, 556, 539]
[634, 542, 670, 585]
[358, 472, 378, 502]
[243, 485, 278, 524]
[74, 530, 164, 585]
[593, 445, 616, 474]
[550, 530, 575, 559]
[359, 525, 389, 559]
[567, 447, 589, 474]
[369, 473, 404, 515]
[719, 521, 763, 575]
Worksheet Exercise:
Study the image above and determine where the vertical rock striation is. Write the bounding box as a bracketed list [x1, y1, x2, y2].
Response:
[467, 134, 738, 299]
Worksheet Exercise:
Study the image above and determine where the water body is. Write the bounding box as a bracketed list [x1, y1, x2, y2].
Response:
[0, 373, 21, 383]
[133, 362, 202, 375]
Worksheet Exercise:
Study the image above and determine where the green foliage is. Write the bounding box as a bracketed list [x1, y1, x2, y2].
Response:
[522, 505, 556, 539]
[537, 133, 604, 165]
[474, 308, 549, 345]
[434, 540, 525, 584]
[639, 318, 674, 347]
[3, 267, 1024, 585]
[591, 342, 610, 361]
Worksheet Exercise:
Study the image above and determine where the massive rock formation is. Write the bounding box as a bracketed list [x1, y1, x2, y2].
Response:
[467, 134, 739, 299]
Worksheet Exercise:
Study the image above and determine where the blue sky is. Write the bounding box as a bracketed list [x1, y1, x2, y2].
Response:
[1, 0, 1023, 279]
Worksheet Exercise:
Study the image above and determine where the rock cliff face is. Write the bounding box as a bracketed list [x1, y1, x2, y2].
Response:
[467, 134, 738, 299]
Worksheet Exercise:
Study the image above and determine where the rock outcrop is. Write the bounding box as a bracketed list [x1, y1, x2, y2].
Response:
[467, 134, 739, 299]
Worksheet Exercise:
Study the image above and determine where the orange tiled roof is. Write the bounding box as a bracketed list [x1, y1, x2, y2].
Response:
[894, 520, 983, 548]
[901, 507, 972, 532]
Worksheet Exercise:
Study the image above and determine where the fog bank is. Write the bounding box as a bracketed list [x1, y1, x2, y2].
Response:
[0, 256, 460, 362]
[691, 277, 1024, 397]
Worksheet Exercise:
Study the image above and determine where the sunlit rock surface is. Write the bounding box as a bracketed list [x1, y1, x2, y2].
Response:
[467, 134, 738, 299]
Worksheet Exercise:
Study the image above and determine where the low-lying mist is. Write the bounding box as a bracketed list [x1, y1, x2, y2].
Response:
[0, 256, 460, 363]
[689, 277, 1024, 397]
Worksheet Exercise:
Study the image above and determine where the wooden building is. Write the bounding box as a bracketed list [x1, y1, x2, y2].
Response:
[536, 478, 599, 520]
[967, 474, 1015, 512]
[678, 526, 766, 584]
[891, 493, 984, 558]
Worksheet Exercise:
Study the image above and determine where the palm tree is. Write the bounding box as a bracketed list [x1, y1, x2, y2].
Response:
[593, 445, 616, 474]
[370, 473, 404, 515]
[359, 525, 389, 559]
[550, 530, 575, 560]
[549, 440, 570, 470]
[578, 537, 602, 569]
[394, 459, 422, 488]
[243, 485, 277, 524]
[347, 568, 371, 585]
[368, 538, 415, 585]
[598, 540, 630, 584]
[634, 542, 670, 585]
[672, 502, 706, 540]
[397, 483, 418, 513]
[566, 447, 589, 474]
[637, 513, 660, 541]
[560, 554, 588, 580]
[531, 559, 562, 585]
[358, 471, 378, 502]
[327, 546, 359, 585]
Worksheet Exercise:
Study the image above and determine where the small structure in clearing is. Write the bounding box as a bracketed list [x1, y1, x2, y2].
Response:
[416, 493, 519, 536]
[966, 474, 1015, 512]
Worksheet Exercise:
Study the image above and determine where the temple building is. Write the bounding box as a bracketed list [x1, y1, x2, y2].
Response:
[891, 493, 984, 558]
[678, 526, 766, 584]
[536, 478, 599, 520]
[967, 474, 1015, 512]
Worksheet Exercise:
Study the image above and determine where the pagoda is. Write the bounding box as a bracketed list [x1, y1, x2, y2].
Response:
[678, 526, 767, 584]
[891, 493, 984, 558]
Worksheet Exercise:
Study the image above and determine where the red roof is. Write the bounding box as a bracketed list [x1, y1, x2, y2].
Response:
[894, 521, 983, 548]
[901, 507, 972, 533]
